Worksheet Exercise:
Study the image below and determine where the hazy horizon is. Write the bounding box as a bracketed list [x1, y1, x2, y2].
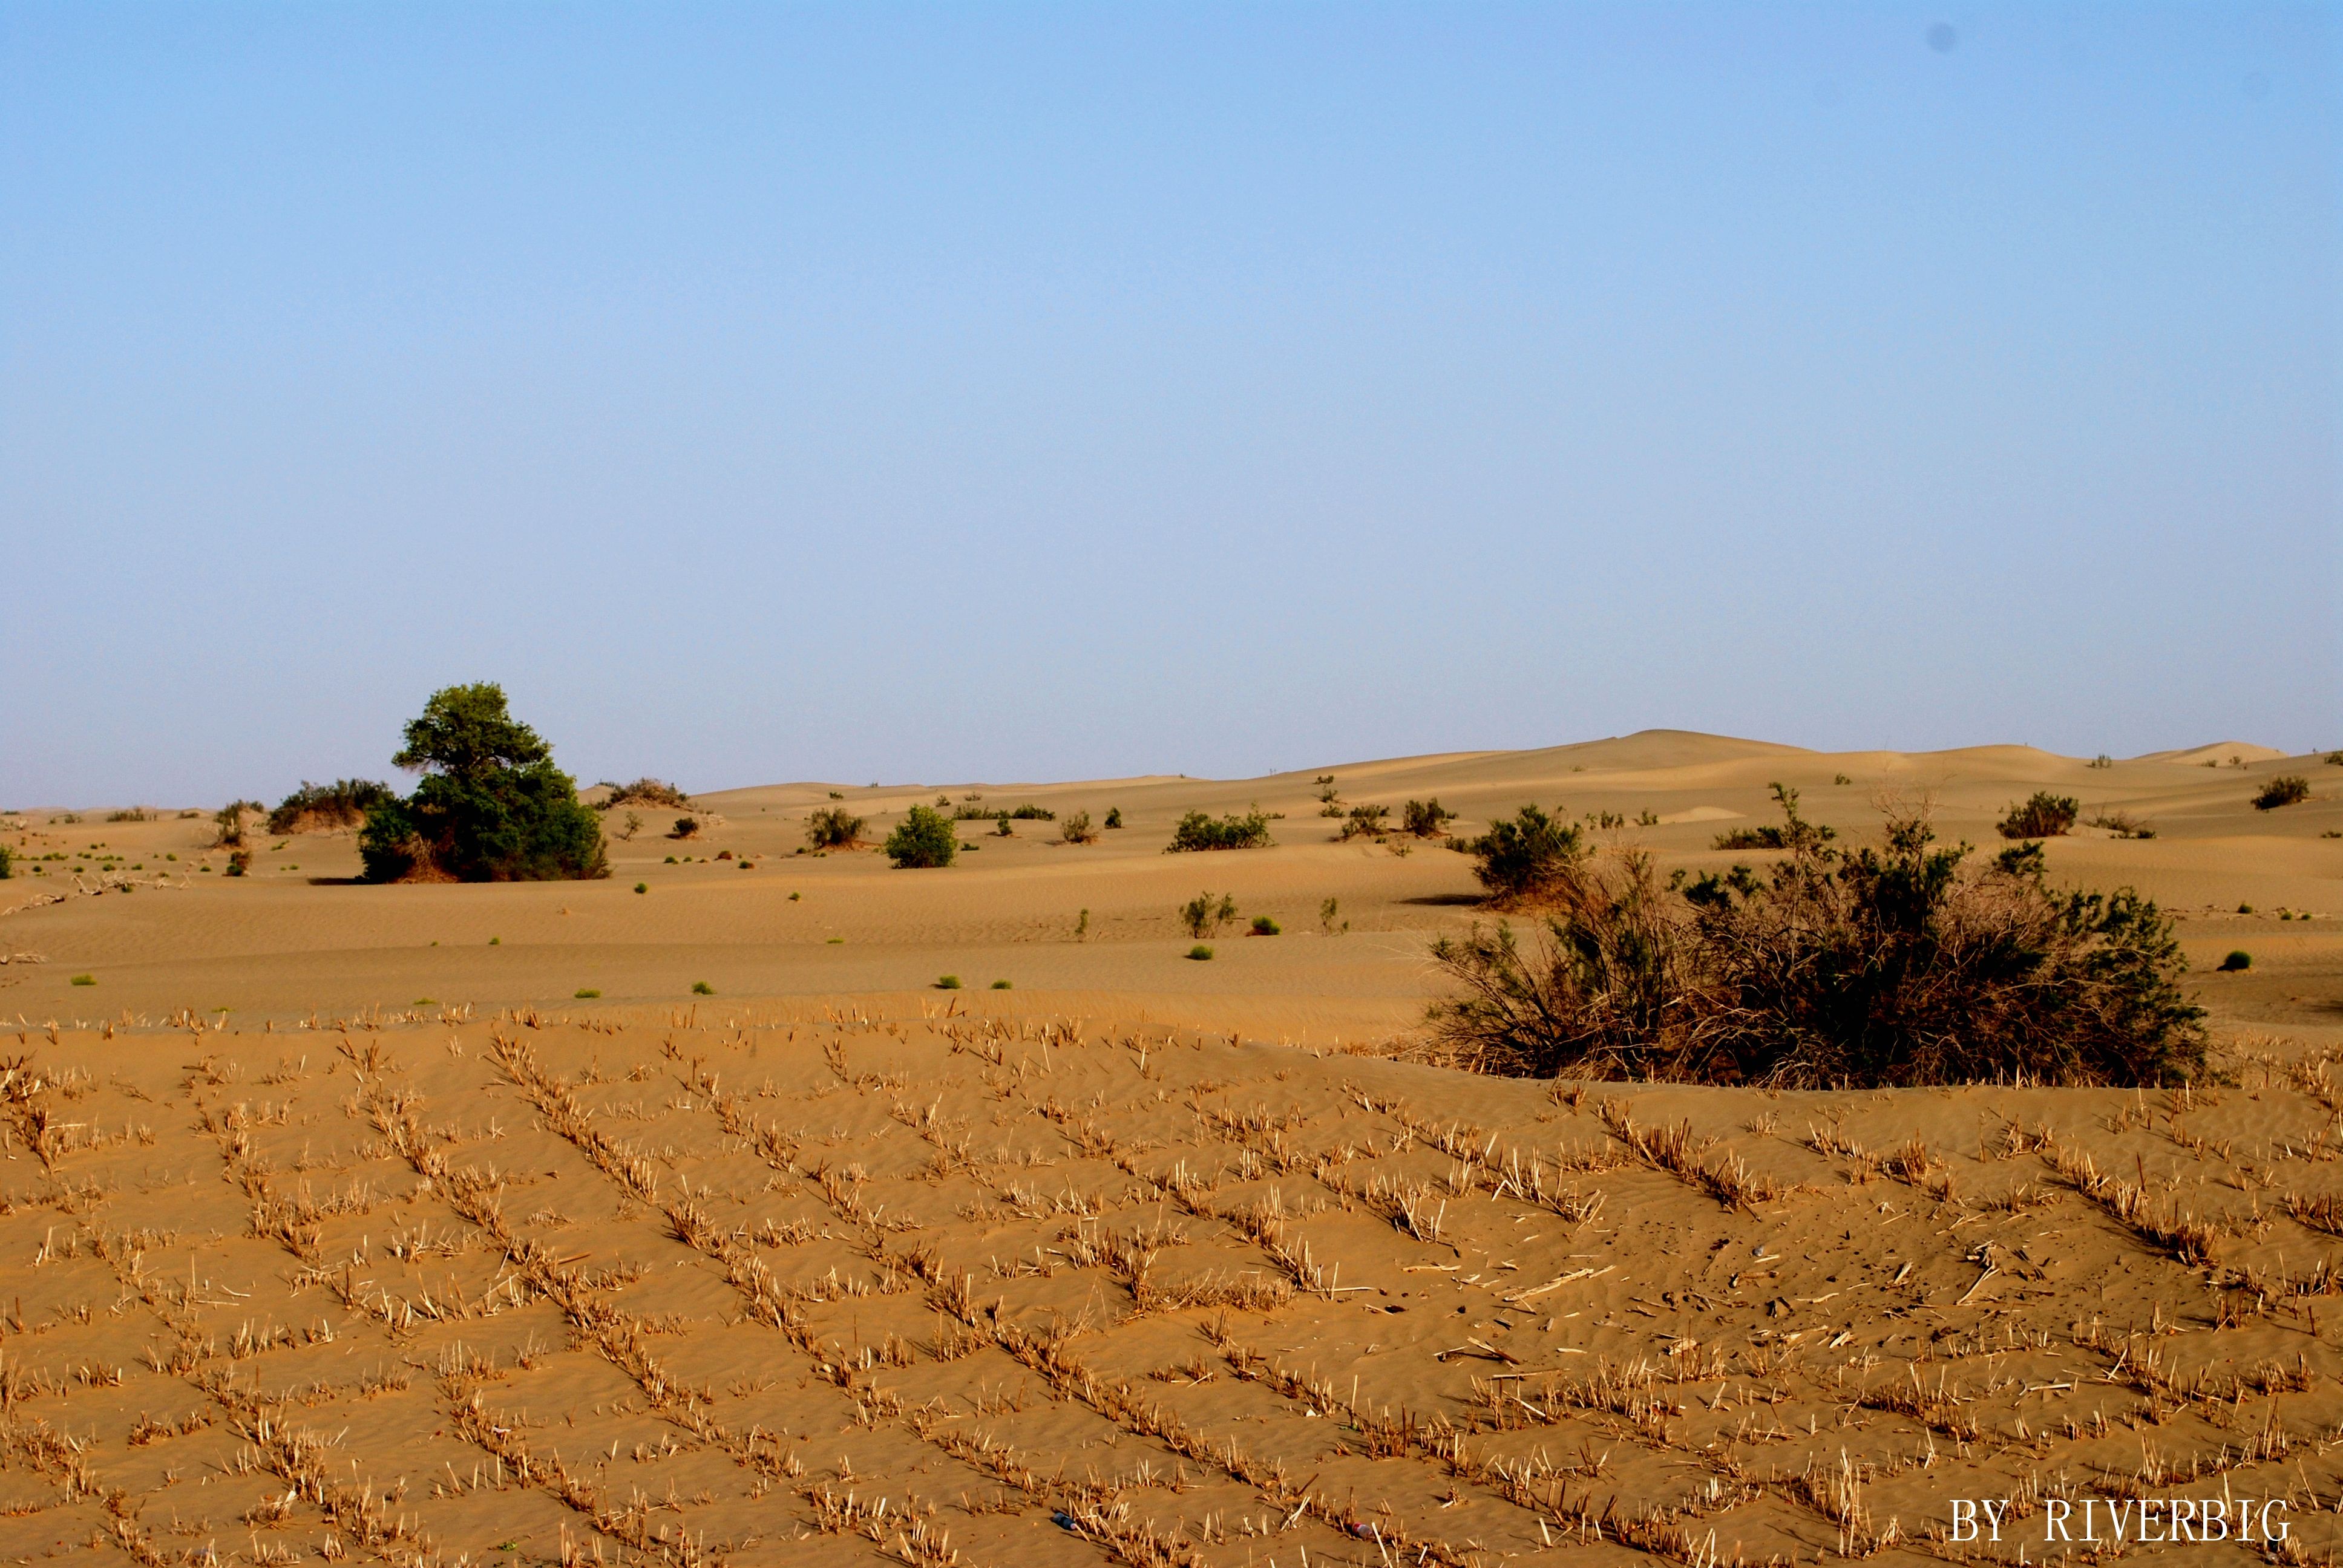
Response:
[6, 4, 2336, 806]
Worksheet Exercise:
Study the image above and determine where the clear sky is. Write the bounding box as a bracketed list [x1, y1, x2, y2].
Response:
[4, 4, 2336, 806]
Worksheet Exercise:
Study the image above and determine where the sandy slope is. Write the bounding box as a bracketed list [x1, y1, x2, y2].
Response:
[1, 733, 2339, 1564]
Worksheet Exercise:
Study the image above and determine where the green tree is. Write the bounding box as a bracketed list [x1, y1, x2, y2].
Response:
[359, 684, 606, 883]
[884, 805, 957, 868]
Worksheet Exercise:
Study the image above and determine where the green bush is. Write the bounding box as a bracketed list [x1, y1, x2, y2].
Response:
[634, 882, 647, 893]
[1008, 804, 1055, 820]
[885, 805, 957, 868]
[692, 980, 715, 995]
[1401, 800, 1449, 837]
[1713, 785, 1837, 851]
[226, 849, 252, 877]
[1181, 892, 1237, 938]
[575, 988, 601, 999]
[1104, 807, 1123, 830]
[598, 778, 693, 811]
[69, 973, 94, 987]
[2252, 776, 2310, 811]
[268, 779, 395, 834]
[1166, 808, 1273, 853]
[1470, 804, 1585, 904]
[1997, 791, 2079, 840]
[1187, 944, 1214, 961]
[2218, 951, 2251, 972]
[805, 806, 863, 849]
[1339, 803, 1389, 841]
[358, 684, 607, 883]
[1250, 915, 1281, 935]
[936, 974, 962, 989]
[991, 978, 1012, 990]
[1059, 811, 1097, 844]
[0, 844, 10, 880]
[1430, 795, 2207, 1088]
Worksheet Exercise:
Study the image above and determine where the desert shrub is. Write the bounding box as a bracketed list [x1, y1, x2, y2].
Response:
[1104, 807, 1123, 829]
[70, 973, 94, 987]
[575, 988, 600, 999]
[805, 806, 864, 849]
[691, 980, 714, 995]
[1470, 804, 1585, 904]
[670, 817, 701, 840]
[1181, 892, 1237, 939]
[952, 803, 997, 821]
[2253, 776, 2310, 811]
[358, 684, 607, 883]
[936, 975, 962, 990]
[1250, 915, 1281, 935]
[0, 844, 10, 879]
[2218, 950, 2251, 972]
[1635, 809, 1659, 827]
[1060, 811, 1097, 844]
[2088, 754, 2113, 769]
[2327, 752, 2343, 766]
[1712, 785, 1837, 851]
[1315, 776, 1343, 817]
[2087, 809, 2156, 840]
[1187, 944, 1214, 961]
[993, 814, 1014, 837]
[212, 801, 263, 849]
[1166, 808, 1273, 853]
[600, 778, 693, 811]
[1997, 792, 2079, 840]
[1339, 803, 1389, 841]
[226, 849, 252, 877]
[1429, 795, 2207, 1088]
[106, 808, 155, 823]
[884, 805, 957, 868]
[634, 882, 647, 893]
[991, 978, 1011, 990]
[267, 779, 395, 835]
[1008, 804, 1055, 820]
[1320, 897, 1343, 934]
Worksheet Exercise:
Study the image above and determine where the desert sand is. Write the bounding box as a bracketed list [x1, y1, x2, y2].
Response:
[1, 732, 2338, 1565]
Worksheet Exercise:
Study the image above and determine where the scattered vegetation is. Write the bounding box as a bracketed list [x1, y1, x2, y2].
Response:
[1006, 803, 1055, 820]
[1314, 775, 1342, 817]
[1470, 803, 1585, 904]
[105, 807, 156, 823]
[212, 800, 264, 849]
[598, 778, 693, 811]
[1997, 791, 2080, 840]
[805, 806, 864, 849]
[884, 805, 957, 869]
[2086, 809, 2156, 840]
[359, 684, 608, 883]
[1059, 811, 1097, 844]
[1165, 808, 1273, 852]
[267, 779, 395, 834]
[2088, 754, 2113, 769]
[1430, 794, 2207, 1088]
[2252, 776, 2310, 811]
[1713, 785, 1838, 851]
[1339, 803, 1389, 840]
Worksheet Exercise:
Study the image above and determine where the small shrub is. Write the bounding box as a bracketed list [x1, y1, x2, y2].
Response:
[1340, 803, 1389, 840]
[1060, 811, 1096, 844]
[1166, 808, 1273, 853]
[1181, 892, 1238, 938]
[691, 980, 715, 995]
[2088, 754, 2113, 769]
[936, 975, 962, 990]
[1319, 897, 1343, 934]
[1315, 775, 1343, 817]
[1471, 804, 1585, 904]
[885, 805, 957, 868]
[1997, 791, 2079, 840]
[1713, 785, 1837, 851]
[633, 882, 647, 893]
[993, 814, 1014, 837]
[670, 817, 701, 840]
[2218, 951, 2251, 972]
[70, 973, 95, 987]
[0, 844, 9, 880]
[2252, 776, 2310, 811]
[1075, 907, 1089, 939]
[600, 778, 693, 811]
[2087, 809, 2156, 840]
[831, 790, 846, 799]
[1833, 773, 1853, 785]
[1104, 807, 1123, 829]
[805, 806, 864, 849]
[1008, 804, 1055, 820]
[226, 849, 252, 877]
[952, 803, 997, 820]
[2325, 752, 2342, 766]
[574, 988, 601, 999]
[1250, 915, 1280, 936]
[268, 779, 395, 834]
[616, 811, 643, 840]
[106, 807, 156, 823]
[1634, 809, 1660, 827]
[1187, 944, 1214, 961]
[990, 978, 1011, 990]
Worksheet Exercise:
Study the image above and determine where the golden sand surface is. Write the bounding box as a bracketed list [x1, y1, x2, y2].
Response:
[1, 732, 2337, 1564]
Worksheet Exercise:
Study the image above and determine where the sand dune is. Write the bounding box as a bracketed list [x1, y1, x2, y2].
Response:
[2, 734, 2338, 1563]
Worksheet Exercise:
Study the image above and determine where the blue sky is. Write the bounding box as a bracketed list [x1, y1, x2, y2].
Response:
[4, 4, 2336, 804]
